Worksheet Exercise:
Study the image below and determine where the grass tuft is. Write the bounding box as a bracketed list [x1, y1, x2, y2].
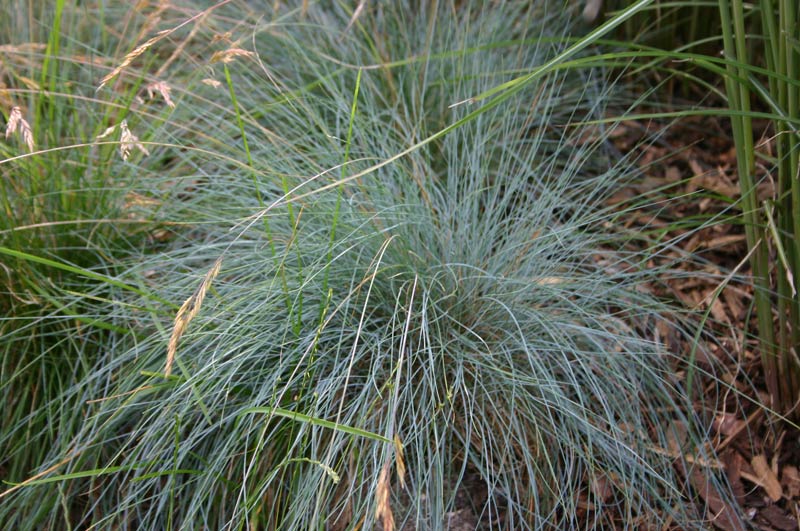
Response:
[0, 1, 751, 529]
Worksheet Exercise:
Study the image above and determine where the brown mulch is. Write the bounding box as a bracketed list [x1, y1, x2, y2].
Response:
[604, 113, 800, 531]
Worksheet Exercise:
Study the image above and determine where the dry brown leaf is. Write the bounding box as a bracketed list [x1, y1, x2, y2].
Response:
[750, 454, 783, 502]
[668, 426, 744, 531]
[375, 461, 395, 531]
[713, 413, 746, 438]
[165, 257, 223, 377]
[665, 165, 682, 182]
[590, 472, 613, 503]
[688, 160, 740, 197]
[582, 0, 603, 22]
[688, 158, 706, 178]
[721, 450, 747, 505]
[758, 505, 798, 531]
[708, 296, 729, 324]
[698, 234, 748, 251]
[688, 466, 745, 531]
[721, 288, 745, 322]
[393, 434, 405, 490]
[782, 465, 800, 498]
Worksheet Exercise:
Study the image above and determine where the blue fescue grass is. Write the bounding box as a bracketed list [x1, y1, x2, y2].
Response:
[0, 1, 748, 529]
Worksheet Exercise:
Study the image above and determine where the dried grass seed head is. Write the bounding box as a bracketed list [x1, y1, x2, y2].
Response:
[210, 47, 255, 64]
[4, 106, 34, 151]
[145, 80, 175, 108]
[165, 258, 223, 377]
[119, 120, 150, 161]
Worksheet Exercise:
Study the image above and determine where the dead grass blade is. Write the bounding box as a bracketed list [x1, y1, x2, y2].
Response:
[0, 448, 83, 501]
[393, 434, 406, 490]
[343, 0, 368, 36]
[165, 257, 223, 377]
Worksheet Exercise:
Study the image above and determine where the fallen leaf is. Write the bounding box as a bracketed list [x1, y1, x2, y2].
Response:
[750, 454, 782, 502]
[782, 465, 799, 498]
[590, 472, 613, 503]
[668, 428, 744, 531]
[721, 450, 746, 505]
[758, 505, 798, 531]
[713, 413, 746, 438]
[687, 465, 745, 531]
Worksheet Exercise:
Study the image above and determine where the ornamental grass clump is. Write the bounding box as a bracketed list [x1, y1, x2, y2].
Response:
[1, 1, 743, 529]
[0, 0, 178, 506]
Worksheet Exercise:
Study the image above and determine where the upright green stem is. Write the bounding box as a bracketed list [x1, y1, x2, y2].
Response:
[718, 0, 780, 409]
[778, 0, 800, 409]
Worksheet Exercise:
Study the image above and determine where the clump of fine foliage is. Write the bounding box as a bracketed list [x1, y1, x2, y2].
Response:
[1, 1, 743, 529]
[0, 0, 162, 514]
